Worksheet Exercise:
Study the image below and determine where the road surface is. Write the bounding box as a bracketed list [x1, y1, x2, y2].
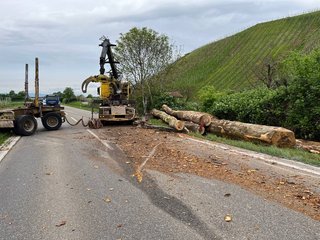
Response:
[0, 106, 319, 240]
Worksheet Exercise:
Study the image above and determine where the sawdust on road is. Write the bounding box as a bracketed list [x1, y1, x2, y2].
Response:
[99, 126, 320, 221]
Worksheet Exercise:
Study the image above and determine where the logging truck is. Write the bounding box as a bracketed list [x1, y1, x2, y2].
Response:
[0, 58, 65, 136]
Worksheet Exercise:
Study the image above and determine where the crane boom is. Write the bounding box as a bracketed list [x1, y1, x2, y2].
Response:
[99, 37, 120, 79]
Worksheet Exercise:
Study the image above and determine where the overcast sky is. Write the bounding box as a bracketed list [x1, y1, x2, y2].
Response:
[1, 0, 320, 95]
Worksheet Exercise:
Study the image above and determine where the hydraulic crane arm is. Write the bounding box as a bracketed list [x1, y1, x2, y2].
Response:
[99, 36, 120, 79]
[81, 76, 97, 93]
[81, 36, 123, 100]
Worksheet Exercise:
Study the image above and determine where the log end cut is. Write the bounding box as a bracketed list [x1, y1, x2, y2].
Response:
[175, 120, 185, 131]
[269, 128, 296, 148]
[199, 114, 212, 127]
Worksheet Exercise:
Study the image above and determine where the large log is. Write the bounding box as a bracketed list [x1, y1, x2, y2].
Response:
[208, 119, 296, 148]
[162, 104, 213, 126]
[151, 109, 185, 131]
[184, 121, 206, 135]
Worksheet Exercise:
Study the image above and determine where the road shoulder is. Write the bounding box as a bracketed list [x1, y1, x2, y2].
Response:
[0, 135, 20, 163]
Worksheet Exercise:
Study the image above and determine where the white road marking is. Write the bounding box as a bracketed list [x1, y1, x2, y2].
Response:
[138, 143, 162, 172]
[0, 136, 21, 163]
[71, 117, 77, 122]
[178, 134, 320, 177]
[87, 129, 114, 150]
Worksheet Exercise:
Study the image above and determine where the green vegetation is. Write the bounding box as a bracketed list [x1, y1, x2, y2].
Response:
[202, 49, 320, 140]
[115, 27, 177, 115]
[161, 10, 320, 96]
[63, 101, 98, 112]
[62, 87, 76, 103]
[0, 101, 24, 110]
[0, 131, 12, 145]
[0, 90, 26, 102]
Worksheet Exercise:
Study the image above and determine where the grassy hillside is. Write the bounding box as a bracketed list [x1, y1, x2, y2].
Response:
[163, 11, 320, 96]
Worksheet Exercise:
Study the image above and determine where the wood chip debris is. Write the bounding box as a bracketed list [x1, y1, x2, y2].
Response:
[55, 220, 66, 227]
[224, 214, 232, 222]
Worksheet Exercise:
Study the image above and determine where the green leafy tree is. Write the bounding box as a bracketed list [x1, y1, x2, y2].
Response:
[62, 87, 76, 103]
[115, 27, 177, 115]
[17, 91, 26, 100]
[53, 91, 64, 102]
[8, 90, 16, 100]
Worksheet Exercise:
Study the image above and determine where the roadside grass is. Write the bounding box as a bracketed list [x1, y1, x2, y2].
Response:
[0, 131, 13, 145]
[148, 118, 320, 167]
[63, 101, 99, 112]
[0, 101, 24, 110]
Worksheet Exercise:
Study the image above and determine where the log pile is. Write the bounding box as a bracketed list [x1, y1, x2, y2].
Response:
[151, 105, 296, 148]
[162, 104, 213, 126]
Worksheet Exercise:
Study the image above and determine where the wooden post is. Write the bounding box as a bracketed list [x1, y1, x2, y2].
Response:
[35, 58, 39, 107]
[25, 64, 29, 101]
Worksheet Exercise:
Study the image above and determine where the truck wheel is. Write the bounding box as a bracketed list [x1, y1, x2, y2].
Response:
[41, 112, 62, 131]
[14, 115, 38, 136]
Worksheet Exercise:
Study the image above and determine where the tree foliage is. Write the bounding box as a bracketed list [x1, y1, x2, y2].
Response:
[0, 90, 25, 101]
[115, 27, 176, 114]
[62, 87, 76, 103]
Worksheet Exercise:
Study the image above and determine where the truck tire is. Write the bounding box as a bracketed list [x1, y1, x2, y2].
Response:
[41, 112, 62, 131]
[14, 115, 38, 136]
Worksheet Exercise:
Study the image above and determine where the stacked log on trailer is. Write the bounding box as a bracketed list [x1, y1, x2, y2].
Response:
[151, 105, 296, 148]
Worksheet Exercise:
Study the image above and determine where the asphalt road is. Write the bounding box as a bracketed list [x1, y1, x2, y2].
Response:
[0, 106, 319, 240]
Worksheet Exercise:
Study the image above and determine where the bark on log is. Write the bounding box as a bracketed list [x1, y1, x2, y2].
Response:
[184, 121, 205, 135]
[151, 109, 185, 131]
[162, 104, 213, 126]
[208, 119, 296, 148]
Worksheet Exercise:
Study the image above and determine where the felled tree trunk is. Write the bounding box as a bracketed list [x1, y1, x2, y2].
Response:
[151, 109, 185, 131]
[184, 121, 205, 135]
[162, 104, 213, 126]
[208, 119, 296, 148]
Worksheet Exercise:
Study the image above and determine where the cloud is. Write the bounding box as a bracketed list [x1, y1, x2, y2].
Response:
[1, 0, 320, 93]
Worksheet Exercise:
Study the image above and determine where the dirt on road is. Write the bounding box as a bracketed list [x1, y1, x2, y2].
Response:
[98, 126, 320, 221]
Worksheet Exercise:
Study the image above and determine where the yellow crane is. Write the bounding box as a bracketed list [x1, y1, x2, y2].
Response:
[81, 36, 135, 122]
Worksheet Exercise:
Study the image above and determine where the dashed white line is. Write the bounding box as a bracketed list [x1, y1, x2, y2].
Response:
[71, 117, 77, 122]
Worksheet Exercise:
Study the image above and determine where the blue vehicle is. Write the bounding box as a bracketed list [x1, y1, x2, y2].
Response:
[43, 95, 60, 106]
